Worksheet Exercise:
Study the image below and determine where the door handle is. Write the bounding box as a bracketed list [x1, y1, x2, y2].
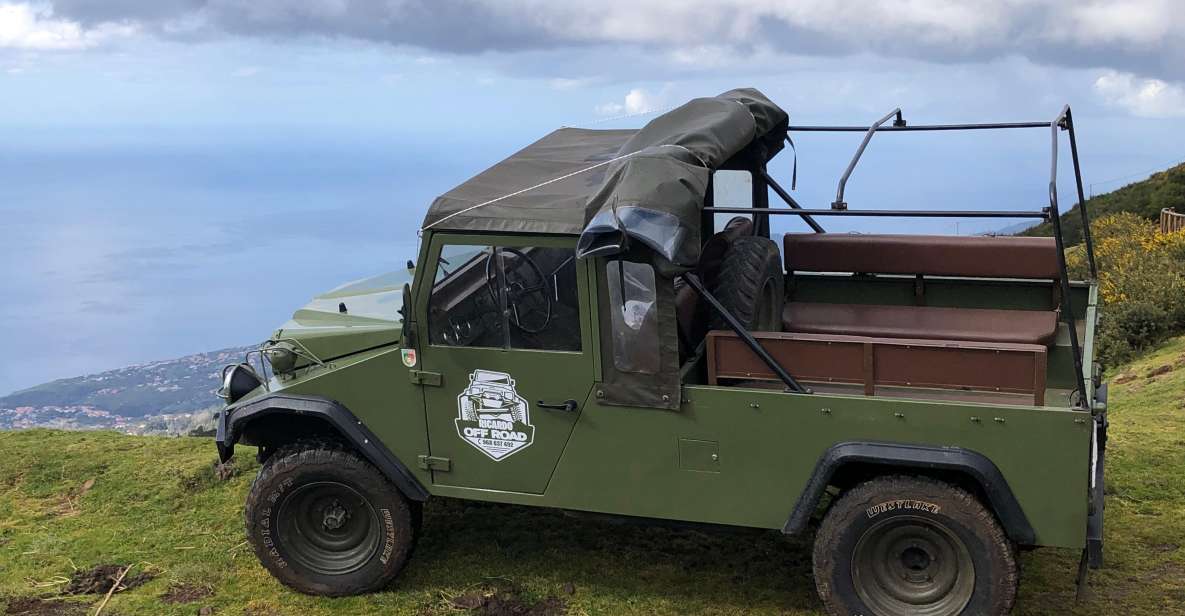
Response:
[537, 399, 578, 412]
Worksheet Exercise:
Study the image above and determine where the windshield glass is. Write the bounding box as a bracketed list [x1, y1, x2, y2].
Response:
[300, 267, 414, 323]
[292, 246, 489, 325]
[434, 245, 488, 284]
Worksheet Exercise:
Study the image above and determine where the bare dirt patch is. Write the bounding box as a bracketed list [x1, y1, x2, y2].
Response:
[4, 597, 88, 616]
[161, 583, 214, 604]
[448, 582, 567, 616]
[64, 564, 153, 595]
[49, 477, 97, 518]
[180, 458, 238, 492]
[1146, 364, 1175, 378]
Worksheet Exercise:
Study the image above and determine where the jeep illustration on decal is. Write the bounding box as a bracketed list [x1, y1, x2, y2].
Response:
[455, 369, 535, 461]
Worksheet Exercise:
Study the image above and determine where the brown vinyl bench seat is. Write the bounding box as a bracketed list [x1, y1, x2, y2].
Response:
[783, 302, 1059, 346]
[781, 232, 1063, 347]
[783, 233, 1061, 279]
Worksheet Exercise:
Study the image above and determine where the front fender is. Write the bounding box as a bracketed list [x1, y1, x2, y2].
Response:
[216, 393, 428, 501]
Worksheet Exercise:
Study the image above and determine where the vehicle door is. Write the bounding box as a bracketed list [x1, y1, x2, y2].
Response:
[415, 234, 595, 494]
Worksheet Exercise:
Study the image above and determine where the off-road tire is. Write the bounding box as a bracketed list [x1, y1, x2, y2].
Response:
[244, 443, 415, 596]
[709, 236, 784, 331]
[813, 475, 1018, 616]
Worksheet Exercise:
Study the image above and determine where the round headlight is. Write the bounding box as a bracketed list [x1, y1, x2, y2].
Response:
[263, 345, 297, 374]
[218, 363, 263, 403]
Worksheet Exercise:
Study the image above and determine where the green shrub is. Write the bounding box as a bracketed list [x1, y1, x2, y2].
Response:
[1097, 301, 1170, 366]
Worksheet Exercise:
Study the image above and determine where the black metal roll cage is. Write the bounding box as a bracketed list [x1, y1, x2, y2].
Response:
[703, 105, 1097, 408]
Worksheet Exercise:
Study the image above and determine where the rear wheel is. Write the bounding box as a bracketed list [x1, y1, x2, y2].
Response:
[709, 236, 784, 332]
[245, 445, 415, 596]
[813, 475, 1017, 616]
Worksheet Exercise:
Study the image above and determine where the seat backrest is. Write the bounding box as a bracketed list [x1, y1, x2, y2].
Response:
[783, 233, 1059, 280]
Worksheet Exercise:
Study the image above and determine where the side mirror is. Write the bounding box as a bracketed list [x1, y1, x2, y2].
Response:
[400, 283, 417, 348]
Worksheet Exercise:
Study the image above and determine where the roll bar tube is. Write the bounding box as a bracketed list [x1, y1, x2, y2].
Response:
[1049, 106, 1090, 407]
[765, 105, 1097, 408]
[831, 108, 905, 210]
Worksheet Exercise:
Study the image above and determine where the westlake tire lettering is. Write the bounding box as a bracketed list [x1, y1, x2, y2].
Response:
[379, 508, 396, 565]
[865, 499, 941, 518]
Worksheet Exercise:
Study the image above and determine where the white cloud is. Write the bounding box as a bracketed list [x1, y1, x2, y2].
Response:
[595, 87, 667, 117]
[1057, 0, 1174, 46]
[1094, 70, 1185, 118]
[0, 2, 135, 51]
[8, 0, 1185, 88]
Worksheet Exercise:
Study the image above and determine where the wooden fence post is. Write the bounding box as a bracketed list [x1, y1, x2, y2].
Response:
[1162, 208, 1185, 234]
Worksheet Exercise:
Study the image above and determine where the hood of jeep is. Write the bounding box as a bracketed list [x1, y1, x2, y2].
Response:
[271, 268, 412, 362]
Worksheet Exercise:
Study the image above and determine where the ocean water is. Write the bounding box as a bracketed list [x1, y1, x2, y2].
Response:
[0, 128, 501, 394]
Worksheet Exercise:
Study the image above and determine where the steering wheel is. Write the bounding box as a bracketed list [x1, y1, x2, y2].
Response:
[485, 248, 553, 334]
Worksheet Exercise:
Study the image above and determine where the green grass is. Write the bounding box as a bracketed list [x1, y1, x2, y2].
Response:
[3, 339, 1185, 615]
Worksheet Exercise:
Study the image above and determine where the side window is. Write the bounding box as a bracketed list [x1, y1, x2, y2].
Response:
[429, 245, 503, 348]
[502, 247, 582, 352]
[429, 244, 582, 352]
[712, 169, 753, 231]
[605, 260, 659, 374]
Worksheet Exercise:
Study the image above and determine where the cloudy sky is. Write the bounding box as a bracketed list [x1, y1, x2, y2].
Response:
[2, 0, 1184, 393]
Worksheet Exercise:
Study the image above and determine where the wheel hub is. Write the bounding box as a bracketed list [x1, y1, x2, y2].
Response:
[851, 515, 975, 616]
[275, 481, 381, 576]
[322, 501, 350, 531]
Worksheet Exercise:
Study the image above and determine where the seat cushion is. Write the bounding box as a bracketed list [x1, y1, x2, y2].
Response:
[783, 233, 1060, 280]
[783, 302, 1059, 346]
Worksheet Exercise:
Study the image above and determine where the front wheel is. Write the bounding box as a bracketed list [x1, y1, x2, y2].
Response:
[244, 445, 416, 596]
[813, 475, 1018, 616]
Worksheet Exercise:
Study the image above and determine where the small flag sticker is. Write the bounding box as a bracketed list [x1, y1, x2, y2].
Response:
[401, 348, 417, 368]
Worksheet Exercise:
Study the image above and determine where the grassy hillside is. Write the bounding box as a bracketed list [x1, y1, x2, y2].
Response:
[0, 346, 254, 417]
[3, 339, 1185, 615]
[0, 346, 253, 435]
[1024, 162, 1185, 244]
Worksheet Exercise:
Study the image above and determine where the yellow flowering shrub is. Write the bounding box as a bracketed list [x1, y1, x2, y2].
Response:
[1070, 213, 1185, 364]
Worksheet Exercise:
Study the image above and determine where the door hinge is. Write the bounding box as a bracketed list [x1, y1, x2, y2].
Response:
[417, 455, 451, 472]
[408, 370, 442, 387]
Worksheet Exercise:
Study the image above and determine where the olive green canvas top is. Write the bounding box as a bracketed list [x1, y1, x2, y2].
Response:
[421, 88, 788, 274]
[422, 127, 637, 236]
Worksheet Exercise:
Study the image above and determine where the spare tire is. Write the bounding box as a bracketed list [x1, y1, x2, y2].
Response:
[709, 236, 785, 332]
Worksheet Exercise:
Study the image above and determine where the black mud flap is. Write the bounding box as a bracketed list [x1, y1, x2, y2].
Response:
[1077, 384, 1108, 598]
[214, 408, 232, 462]
[1086, 410, 1107, 568]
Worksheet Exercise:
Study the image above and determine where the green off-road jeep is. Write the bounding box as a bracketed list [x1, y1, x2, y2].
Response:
[215, 89, 1108, 615]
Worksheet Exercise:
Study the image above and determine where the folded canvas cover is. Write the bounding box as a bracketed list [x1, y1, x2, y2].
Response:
[421, 88, 788, 275]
